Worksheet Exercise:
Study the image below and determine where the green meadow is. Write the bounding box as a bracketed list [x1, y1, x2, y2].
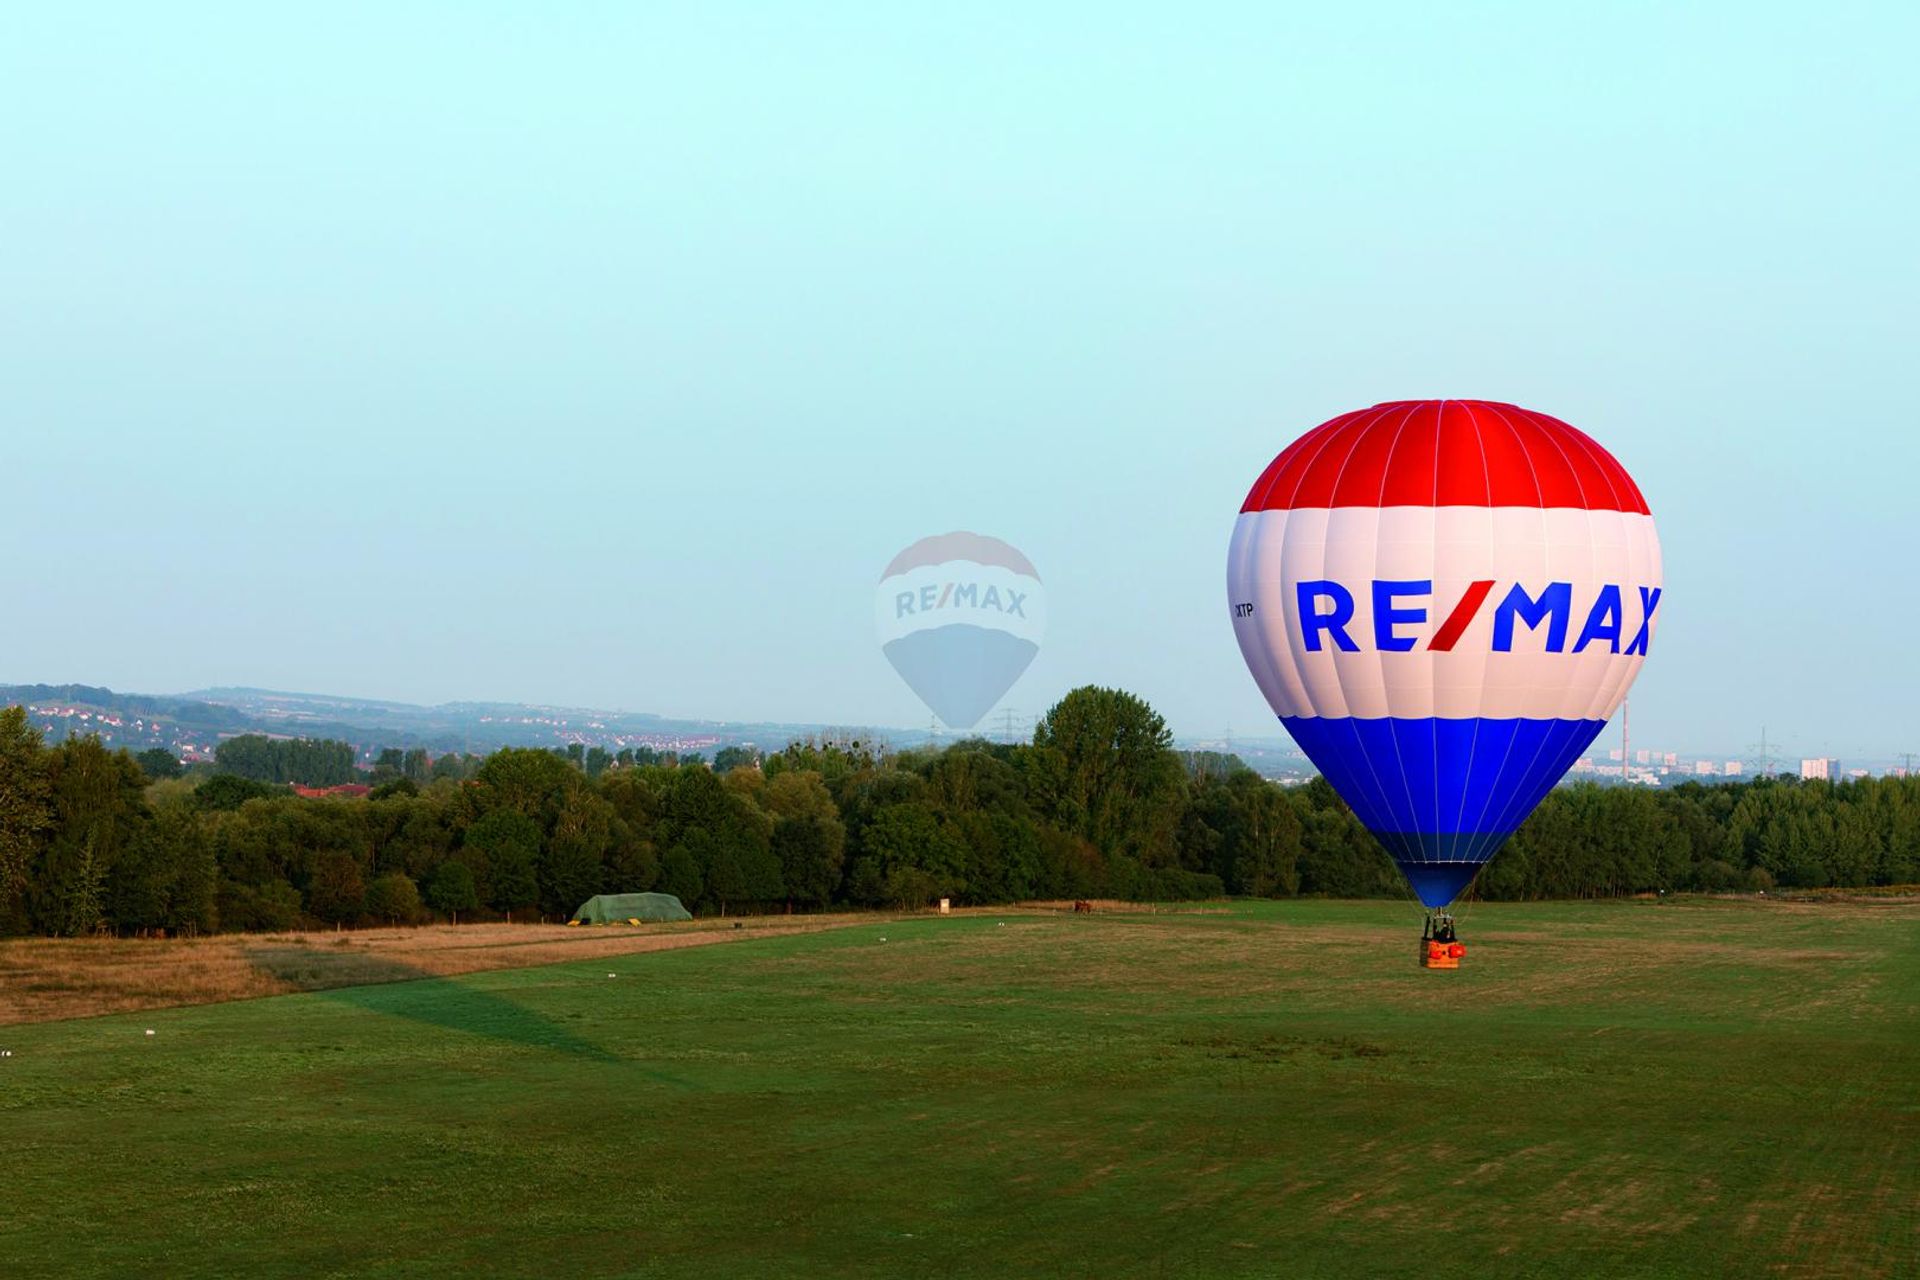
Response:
[3, 899, 1916, 1278]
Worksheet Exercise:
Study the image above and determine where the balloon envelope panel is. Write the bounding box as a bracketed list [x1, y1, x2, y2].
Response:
[1226, 401, 1661, 907]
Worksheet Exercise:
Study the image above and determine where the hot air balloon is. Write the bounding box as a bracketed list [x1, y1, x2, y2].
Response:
[877, 532, 1045, 730]
[1226, 401, 1661, 966]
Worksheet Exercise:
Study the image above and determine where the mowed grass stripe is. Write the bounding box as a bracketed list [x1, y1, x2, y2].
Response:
[1, 900, 1915, 1279]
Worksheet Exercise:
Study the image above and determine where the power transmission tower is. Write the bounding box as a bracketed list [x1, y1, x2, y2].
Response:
[1621, 697, 1630, 784]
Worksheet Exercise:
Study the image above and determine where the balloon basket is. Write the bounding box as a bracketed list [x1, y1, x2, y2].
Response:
[1419, 911, 1465, 969]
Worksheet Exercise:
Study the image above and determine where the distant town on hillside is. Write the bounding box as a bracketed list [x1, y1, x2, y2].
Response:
[1, 682, 1907, 787]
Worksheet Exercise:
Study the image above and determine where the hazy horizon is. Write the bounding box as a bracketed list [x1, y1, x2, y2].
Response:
[5, 5, 1915, 756]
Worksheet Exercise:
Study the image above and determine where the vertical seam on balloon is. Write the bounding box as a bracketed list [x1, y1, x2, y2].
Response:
[1454, 403, 1496, 838]
[1365, 444, 1425, 838]
[1375, 402, 1419, 506]
[1309, 402, 1401, 508]
[1278, 509, 1329, 720]
[1340, 718, 1405, 838]
[1358, 406, 1428, 836]
[1276, 414, 1360, 508]
[1464, 485, 1561, 838]
[1252, 417, 1334, 511]
[1260, 511, 1313, 719]
[1488, 403, 1545, 506]
[1511, 405, 1590, 509]
[1587, 514, 1645, 718]
[1461, 718, 1522, 850]
[1590, 513, 1654, 719]
[1486, 718, 1569, 837]
[1553, 418, 1629, 512]
[1281, 413, 1365, 508]
[1429, 402, 1442, 847]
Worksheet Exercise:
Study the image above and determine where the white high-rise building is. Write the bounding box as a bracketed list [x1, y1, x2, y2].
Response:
[1725, 761, 1743, 776]
[1694, 760, 1716, 776]
[1800, 758, 1832, 781]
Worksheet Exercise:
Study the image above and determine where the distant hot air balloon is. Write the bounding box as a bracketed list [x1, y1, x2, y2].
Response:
[1226, 401, 1661, 963]
[877, 532, 1045, 730]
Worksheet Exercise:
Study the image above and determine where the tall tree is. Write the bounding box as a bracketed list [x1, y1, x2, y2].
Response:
[32, 737, 148, 936]
[0, 706, 53, 928]
[1027, 687, 1186, 865]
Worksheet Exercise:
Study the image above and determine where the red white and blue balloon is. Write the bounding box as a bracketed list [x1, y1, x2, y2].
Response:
[1226, 401, 1662, 907]
[877, 532, 1045, 729]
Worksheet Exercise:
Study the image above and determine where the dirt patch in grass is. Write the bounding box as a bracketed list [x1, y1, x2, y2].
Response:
[0, 914, 890, 1026]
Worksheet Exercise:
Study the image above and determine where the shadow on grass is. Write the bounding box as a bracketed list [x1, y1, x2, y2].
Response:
[244, 945, 698, 1086]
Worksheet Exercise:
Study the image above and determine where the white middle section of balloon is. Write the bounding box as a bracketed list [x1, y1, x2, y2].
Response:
[1226, 506, 1662, 722]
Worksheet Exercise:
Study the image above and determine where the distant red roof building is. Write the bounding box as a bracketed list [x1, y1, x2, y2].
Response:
[292, 784, 373, 799]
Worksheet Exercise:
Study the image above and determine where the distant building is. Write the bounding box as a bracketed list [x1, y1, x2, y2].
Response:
[1607, 748, 1623, 761]
[1800, 758, 1832, 781]
[1635, 748, 1650, 765]
[1664, 752, 1679, 767]
[1725, 761, 1743, 776]
[1693, 760, 1716, 776]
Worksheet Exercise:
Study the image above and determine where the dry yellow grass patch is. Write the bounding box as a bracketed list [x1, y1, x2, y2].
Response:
[0, 913, 889, 1026]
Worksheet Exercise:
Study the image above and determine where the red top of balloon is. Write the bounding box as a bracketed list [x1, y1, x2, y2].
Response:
[1241, 400, 1650, 515]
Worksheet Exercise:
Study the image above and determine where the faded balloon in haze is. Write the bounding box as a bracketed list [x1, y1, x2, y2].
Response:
[875, 532, 1045, 729]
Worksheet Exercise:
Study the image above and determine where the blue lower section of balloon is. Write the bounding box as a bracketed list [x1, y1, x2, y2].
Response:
[1280, 714, 1609, 907]
[1397, 863, 1485, 910]
[883, 625, 1038, 729]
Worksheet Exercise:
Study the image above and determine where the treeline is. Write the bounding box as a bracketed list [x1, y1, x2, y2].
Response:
[2, 690, 1917, 937]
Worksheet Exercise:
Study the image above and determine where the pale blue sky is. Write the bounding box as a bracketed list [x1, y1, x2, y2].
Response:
[3, 3, 1915, 757]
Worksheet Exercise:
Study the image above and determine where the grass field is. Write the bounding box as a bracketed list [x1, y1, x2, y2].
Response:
[3, 898, 1916, 1278]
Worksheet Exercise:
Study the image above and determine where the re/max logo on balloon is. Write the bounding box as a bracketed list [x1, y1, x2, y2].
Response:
[1281, 579, 1661, 655]
[893, 582, 1032, 619]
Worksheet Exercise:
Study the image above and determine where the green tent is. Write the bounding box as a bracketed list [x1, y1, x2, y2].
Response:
[570, 892, 692, 924]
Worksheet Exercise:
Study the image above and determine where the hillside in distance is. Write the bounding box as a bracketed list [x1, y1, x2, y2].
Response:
[1, 682, 1315, 777]
[2, 683, 839, 764]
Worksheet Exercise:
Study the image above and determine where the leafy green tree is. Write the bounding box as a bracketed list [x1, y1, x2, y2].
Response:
[135, 748, 184, 781]
[195, 774, 280, 812]
[221, 879, 302, 931]
[713, 746, 760, 774]
[464, 810, 541, 914]
[305, 850, 366, 923]
[31, 737, 148, 936]
[540, 791, 615, 916]
[584, 746, 613, 779]
[369, 776, 419, 801]
[475, 748, 580, 827]
[657, 837, 707, 908]
[0, 706, 53, 928]
[1027, 687, 1186, 868]
[429, 753, 470, 782]
[214, 735, 356, 785]
[426, 861, 479, 922]
[365, 872, 423, 925]
[852, 802, 966, 906]
[370, 747, 406, 783]
[402, 748, 431, 784]
[770, 817, 839, 908]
